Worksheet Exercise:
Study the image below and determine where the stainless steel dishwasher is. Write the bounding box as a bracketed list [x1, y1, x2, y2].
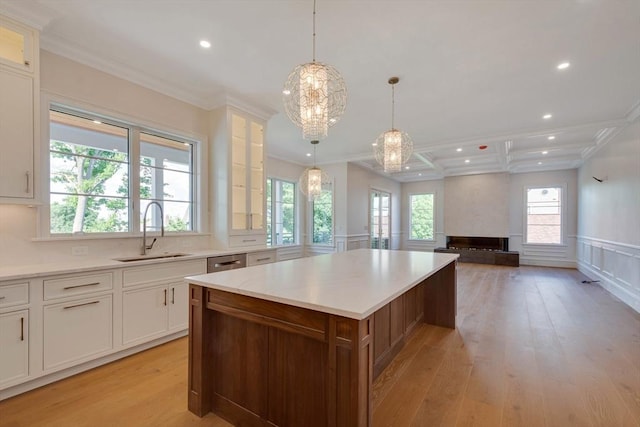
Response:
[207, 253, 247, 273]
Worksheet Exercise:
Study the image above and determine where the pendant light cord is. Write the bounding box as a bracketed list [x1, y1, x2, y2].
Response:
[391, 83, 395, 130]
[312, 0, 317, 62]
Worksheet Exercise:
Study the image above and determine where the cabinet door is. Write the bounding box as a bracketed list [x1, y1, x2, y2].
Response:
[168, 282, 189, 331]
[0, 18, 35, 72]
[0, 309, 28, 385]
[122, 285, 168, 345]
[43, 295, 113, 370]
[231, 113, 248, 231]
[0, 68, 33, 198]
[249, 120, 264, 231]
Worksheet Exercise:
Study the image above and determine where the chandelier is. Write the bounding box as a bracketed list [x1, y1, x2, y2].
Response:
[283, 0, 347, 140]
[299, 140, 330, 201]
[373, 77, 413, 173]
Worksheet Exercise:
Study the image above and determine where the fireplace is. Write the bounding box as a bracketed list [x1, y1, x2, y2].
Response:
[436, 236, 518, 266]
[446, 236, 509, 252]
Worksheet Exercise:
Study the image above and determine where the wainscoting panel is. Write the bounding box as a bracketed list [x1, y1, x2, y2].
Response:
[577, 236, 640, 313]
[276, 246, 304, 262]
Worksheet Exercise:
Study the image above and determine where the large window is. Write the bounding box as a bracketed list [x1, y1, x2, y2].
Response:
[266, 178, 296, 246]
[409, 193, 434, 240]
[312, 185, 333, 245]
[526, 186, 562, 244]
[49, 107, 196, 236]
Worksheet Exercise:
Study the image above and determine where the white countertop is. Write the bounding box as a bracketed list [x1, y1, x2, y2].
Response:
[0, 247, 277, 281]
[186, 249, 459, 320]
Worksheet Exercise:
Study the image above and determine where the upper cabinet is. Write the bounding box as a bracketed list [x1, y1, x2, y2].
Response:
[211, 106, 267, 249]
[0, 15, 39, 202]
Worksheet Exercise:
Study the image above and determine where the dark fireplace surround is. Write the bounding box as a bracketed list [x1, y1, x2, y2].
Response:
[435, 236, 519, 266]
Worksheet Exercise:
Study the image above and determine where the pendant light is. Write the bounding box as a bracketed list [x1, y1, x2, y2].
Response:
[283, 0, 347, 140]
[373, 77, 413, 173]
[299, 140, 330, 201]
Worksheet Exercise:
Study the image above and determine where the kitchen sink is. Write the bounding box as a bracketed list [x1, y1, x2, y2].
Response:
[113, 253, 192, 262]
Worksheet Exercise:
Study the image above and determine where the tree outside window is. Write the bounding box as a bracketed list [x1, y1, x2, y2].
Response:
[410, 193, 434, 240]
[312, 186, 333, 245]
[266, 178, 296, 246]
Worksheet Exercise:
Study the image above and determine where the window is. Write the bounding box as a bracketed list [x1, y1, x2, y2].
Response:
[312, 184, 333, 245]
[49, 107, 196, 235]
[409, 193, 434, 240]
[266, 178, 296, 246]
[526, 186, 562, 244]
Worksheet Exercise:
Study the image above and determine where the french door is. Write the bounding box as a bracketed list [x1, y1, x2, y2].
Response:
[370, 189, 391, 249]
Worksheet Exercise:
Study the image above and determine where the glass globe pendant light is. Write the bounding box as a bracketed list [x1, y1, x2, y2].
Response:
[299, 140, 330, 201]
[283, 0, 347, 140]
[373, 77, 413, 173]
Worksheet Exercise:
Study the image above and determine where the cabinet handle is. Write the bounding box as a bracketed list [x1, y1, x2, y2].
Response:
[171, 287, 175, 304]
[24, 60, 30, 66]
[256, 257, 271, 262]
[250, 213, 253, 230]
[164, 289, 167, 306]
[63, 282, 100, 290]
[63, 300, 100, 310]
[214, 260, 241, 268]
[0, 296, 5, 300]
[25, 172, 30, 193]
[242, 239, 257, 243]
[20, 317, 24, 341]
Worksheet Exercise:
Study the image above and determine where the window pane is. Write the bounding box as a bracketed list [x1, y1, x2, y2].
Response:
[267, 178, 296, 246]
[266, 178, 272, 246]
[140, 133, 194, 232]
[410, 194, 434, 240]
[49, 110, 129, 234]
[526, 187, 561, 244]
[313, 187, 332, 244]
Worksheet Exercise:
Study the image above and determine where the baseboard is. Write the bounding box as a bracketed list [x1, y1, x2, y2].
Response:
[520, 258, 577, 268]
[0, 330, 187, 401]
[578, 261, 640, 313]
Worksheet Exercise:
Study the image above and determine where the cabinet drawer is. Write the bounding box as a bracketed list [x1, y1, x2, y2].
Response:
[44, 272, 113, 300]
[247, 250, 276, 266]
[122, 259, 206, 288]
[43, 295, 113, 370]
[0, 282, 29, 309]
[229, 234, 266, 248]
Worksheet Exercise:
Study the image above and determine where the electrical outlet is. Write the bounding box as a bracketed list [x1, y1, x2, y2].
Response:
[72, 246, 89, 256]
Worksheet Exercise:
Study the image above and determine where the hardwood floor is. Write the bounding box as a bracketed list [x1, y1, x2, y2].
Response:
[1, 263, 638, 426]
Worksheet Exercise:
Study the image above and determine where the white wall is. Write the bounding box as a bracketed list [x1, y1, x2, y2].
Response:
[0, 52, 211, 266]
[576, 120, 640, 312]
[444, 173, 510, 238]
[509, 169, 578, 267]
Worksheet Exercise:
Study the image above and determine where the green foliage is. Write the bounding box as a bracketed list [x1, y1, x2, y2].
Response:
[410, 194, 434, 240]
[313, 189, 332, 244]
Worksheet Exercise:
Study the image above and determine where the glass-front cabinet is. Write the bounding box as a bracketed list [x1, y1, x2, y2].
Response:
[0, 16, 36, 73]
[230, 114, 264, 233]
[211, 106, 268, 249]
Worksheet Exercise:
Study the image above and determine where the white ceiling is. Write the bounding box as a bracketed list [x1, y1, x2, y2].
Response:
[3, 0, 639, 182]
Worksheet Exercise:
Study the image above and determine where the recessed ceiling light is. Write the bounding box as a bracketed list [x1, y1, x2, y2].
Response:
[329, 118, 337, 124]
[542, 151, 548, 155]
[418, 173, 422, 176]
[557, 62, 570, 70]
[538, 161, 543, 165]
[405, 166, 410, 170]
[456, 148, 462, 152]
[372, 142, 377, 146]
[282, 89, 291, 95]
[199, 40, 211, 48]
[543, 114, 552, 119]
[465, 159, 470, 163]
[93, 120, 101, 124]
[306, 153, 311, 157]
[548, 136, 555, 140]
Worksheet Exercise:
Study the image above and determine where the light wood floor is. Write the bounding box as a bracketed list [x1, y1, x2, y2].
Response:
[1, 263, 638, 427]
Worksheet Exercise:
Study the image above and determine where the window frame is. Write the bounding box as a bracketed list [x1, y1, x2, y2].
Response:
[523, 184, 566, 246]
[40, 99, 203, 239]
[408, 192, 436, 242]
[266, 177, 297, 246]
[309, 182, 334, 246]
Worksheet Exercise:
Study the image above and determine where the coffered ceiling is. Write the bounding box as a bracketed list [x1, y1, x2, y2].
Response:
[2, 0, 639, 182]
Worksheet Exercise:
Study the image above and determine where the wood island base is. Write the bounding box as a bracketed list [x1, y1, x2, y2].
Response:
[188, 261, 456, 426]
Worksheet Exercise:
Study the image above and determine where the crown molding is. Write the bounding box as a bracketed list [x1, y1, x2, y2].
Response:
[626, 99, 640, 122]
[0, 1, 54, 30]
[211, 94, 278, 121]
[581, 126, 624, 161]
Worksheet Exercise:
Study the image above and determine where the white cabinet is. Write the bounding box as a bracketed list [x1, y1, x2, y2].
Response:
[43, 295, 113, 370]
[0, 310, 29, 385]
[247, 249, 277, 266]
[122, 283, 187, 344]
[212, 106, 268, 248]
[0, 15, 39, 201]
[121, 259, 204, 345]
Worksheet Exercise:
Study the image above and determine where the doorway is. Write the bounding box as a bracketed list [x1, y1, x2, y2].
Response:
[370, 189, 391, 249]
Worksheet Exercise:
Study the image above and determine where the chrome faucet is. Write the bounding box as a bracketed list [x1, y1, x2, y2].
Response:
[141, 201, 164, 255]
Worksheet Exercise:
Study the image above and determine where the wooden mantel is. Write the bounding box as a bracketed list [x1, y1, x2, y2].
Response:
[186, 249, 458, 426]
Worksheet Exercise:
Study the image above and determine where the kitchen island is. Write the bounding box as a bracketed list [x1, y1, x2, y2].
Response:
[186, 249, 458, 426]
